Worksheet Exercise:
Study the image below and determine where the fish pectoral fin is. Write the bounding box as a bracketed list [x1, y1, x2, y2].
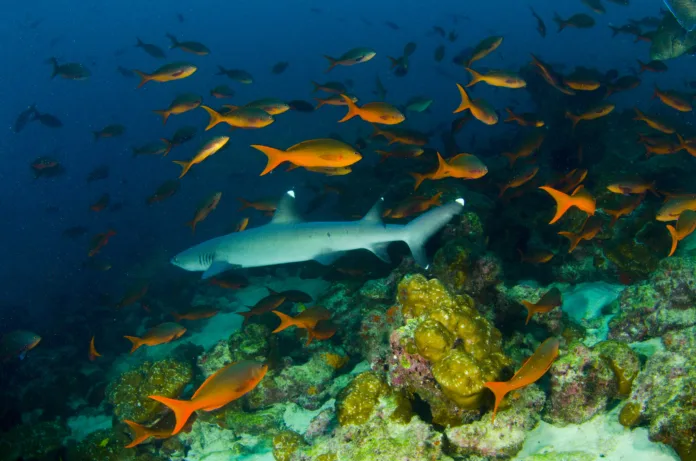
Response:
[314, 250, 345, 266]
[202, 261, 240, 280]
[368, 243, 391, 263]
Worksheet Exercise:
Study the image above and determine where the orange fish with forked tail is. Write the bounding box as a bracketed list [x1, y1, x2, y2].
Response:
[149, 360, 268, 435]
[518, 248, 555, 264]
[558, 215, 603, 252]
[502, 130, 545, 167]
[338, 95, 405, 125]
[604, 195, 642, 227]
[272, 306, 332, 345]
[666, 210, 696, 257]
[538, 185, 596, 224]
[251, 139, 362, 176]
[123, 420, 173, 448]
[410, 152, 487, 190]
[453, 83, 498, 125]
[124, 322, 186, 353]
[173, 136, 229, 179]
[483, 337, 560, 422]
[186, 192, 222, 234]
[88, 336, 101, 361]
[565, 103, 614, 132]
[521, 287, 562, 324]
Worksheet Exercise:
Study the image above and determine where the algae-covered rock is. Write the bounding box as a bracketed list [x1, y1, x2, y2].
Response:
[198, 323, 274, 377]
[106, 358, 192, 424]
[272, 430, 306, 461]
[544, 342, 617, 425]
[593, 340, 641, 397]
[67, 428, 137, 461]
[224, 403, 285, 436]
[0, 419, 69, 461]
[388, 274, 510, 425]
[336, 371, 390, 426]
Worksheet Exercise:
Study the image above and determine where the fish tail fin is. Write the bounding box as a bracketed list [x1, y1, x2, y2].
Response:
[172, 160, 191, 179]
[48, 57, 59, 79]
[387, 56, 399, 69]
[464, 67, 483, 87]
[313, 98, 326, 109]
[453, 83, 471, 114]
[667, 224, 678, 257]
[216, 65, 226, 75]
[498, 183, 509, 198]
[402, 197, 465, 267]
[504, 107, 515, 122]
[633, 107, 644, 120]
[677, 133, 688, 152]
[236, 197, 252, 211]
[166, 33, 179, 48]
[637, 60, 645, 74]
[123, 420, 154, 448]
[410, 172, 427, 191]
[431, 191, 443, 206]
[160, 138, 173, 156]
[124, 335, 143, 353]
[323, 55, 338, 73]
[565, 111, 579, 131]
[153, 110, 171, 125]
[338, 94, 360, 122]
[483, 381, 509, 422]
[133, 69, 151, 88]
[271, 310, 298, 333]
[135, 37, 144, 47]
[605, 210, 620, 227]
[200, 105, 223, 131]
[539, 186, 574, 224]
[171, 312, 182, 322]
[148, 395, 194, 435]
[609, 25, 619, 37]
[558, 231, 582, 253]
[521, 300, 535, 325]
[553, 12, 565, 32]
[251, 144, 287, 176]
[311, 81, 321, 92]
[305, 329, 315, 346]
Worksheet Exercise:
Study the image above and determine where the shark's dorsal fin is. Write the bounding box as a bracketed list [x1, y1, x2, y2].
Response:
[361, 197, 385, 226]
[271, 190, 304, 225]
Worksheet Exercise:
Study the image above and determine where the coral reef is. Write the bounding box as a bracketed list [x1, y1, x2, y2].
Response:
[593, 340, 640, 397]
[198, 322, 274, 377]
[106, 358, 192, 424]
[273, 430, 306, 461]
[608, 256, 696, 342]
[336, 371, 391, 426]
[0, 419, 69, 461]
[387, 274, 510, 426]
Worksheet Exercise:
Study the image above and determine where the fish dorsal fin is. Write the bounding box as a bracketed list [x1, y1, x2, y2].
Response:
[361, 197, 385, 226]
[271, 190, 303, 225]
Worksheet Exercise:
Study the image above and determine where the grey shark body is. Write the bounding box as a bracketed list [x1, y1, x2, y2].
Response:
[171, 190, 465, 279]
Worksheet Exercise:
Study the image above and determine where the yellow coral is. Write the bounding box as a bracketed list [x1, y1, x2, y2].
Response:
[397, 274, 511, 414]
[322, 352, 349, 370]
[619, 402, 642, 427]
[272, 430, 305, 461]
[336, 372, 389, 426]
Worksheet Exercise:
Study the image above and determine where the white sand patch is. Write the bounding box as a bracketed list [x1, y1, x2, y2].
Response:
[66, 413, 112, 442]
[514, 405, 678, 460]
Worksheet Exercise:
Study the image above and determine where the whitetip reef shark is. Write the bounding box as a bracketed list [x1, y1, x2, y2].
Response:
[171, 190, 465, 279]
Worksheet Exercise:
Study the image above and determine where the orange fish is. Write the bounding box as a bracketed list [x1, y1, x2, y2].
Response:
[521, 288, 562, 325]
[563, 77, 600, 91]
[235, 217, 250, 232]
[642, 135, 683, 157]
[252, 139, 362, 176]
[652, 85, 692, 112]
[371, 125, 429, 146]
[504, 108, 544, 127]
[529, 54, 575, 95]
[467, 36, 503, 67]
[149, 360, 268, 435]
[314, 94, 358, 109]
[606, 179, 657, 196]
[483, 337, 560, 422]
[558, 215, 603, 252]
[123, 420, 173, 448]
[604, 195, 642, 227]
[237, 197, 278, 213]
[502, 131, 545, 167]
[272, 306, 332, 345]
[200, 105, 274, 130]
[88, 336, 101, 361]
[133, 62, 197, 88]
[173, 136, 229, 179]
[656, 196, 696, 222]
[306, 319, 338, 344]
[453, 83, 498, 125]
[499, 165, 539, 197]
[338, 95, 405, 125]
[633, 108, 675, 134]
[209, 273, 249, 290]
[549, 168, 588, 194]
[323, 47, 376, 72]
[565, 103, 614, 132]
[172, 306, 219, 322]
[465, 68, 526, 89]
[88, 229, 116, 257]
[124, 322, 186, 353]
[153, 93, 202, 125]
[386, 193, 442, 219]
[90, 193, 110, 212]
[539, 185, 596, 224]
[518, 248, 555, 264]
[666, 210, 696, 256]
[410, 152, 488, 190]
[237, 292, 287, 324]
[115, 281, 149, 309]
[187, 192, 222, 234]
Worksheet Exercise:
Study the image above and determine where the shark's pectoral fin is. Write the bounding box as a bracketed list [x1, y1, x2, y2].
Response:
[368, 243, 391, 263]
[202, 261, 240, 279]
[314, 251, 345, 266]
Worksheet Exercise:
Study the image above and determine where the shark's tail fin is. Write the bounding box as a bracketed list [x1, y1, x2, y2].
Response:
[402, 198, 465, 267]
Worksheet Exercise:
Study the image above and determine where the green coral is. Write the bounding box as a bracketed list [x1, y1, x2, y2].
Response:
[224, 403, 285, 436]
[431, 240, 473, 291]
[593, 340, 641, 397]
[336, 372, 390, 426]
[106, 358, 192, 423]
[272, 430, 305, 461]
[396, 275, 511, 412]
[619, 402, 642, 427]
[0, 419, 69, 461]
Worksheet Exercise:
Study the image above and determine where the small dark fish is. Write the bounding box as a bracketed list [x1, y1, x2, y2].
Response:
[434, 45, 445, 62]
[530, 7, 547, 38]
[33, 109, 63, 128]
[216, 66, 253, 83]
[31, 156, 64, 178]
[13, 104, 37, 133]
[169, 126, 197, 146]
[404, 42, 417, 56]
[166, 33, 210, 55]
[606, 0, 629, 5]
[288, 100, 315, 112]
[87, 165, 109, 182]
[609, 23, 642, 38]
[448, 31, 458, 42]
[147, 180, 180, 205]
[177, 13, 185, 22]
[63, 226, 88, 239]
[385, 21, 400, 30]
[272, 61, 289, 74]
[136, 38, 166, 58]
[47, 58, 90, 80]
[432, 26, 446, 37]
[116, 66, 135, 78]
